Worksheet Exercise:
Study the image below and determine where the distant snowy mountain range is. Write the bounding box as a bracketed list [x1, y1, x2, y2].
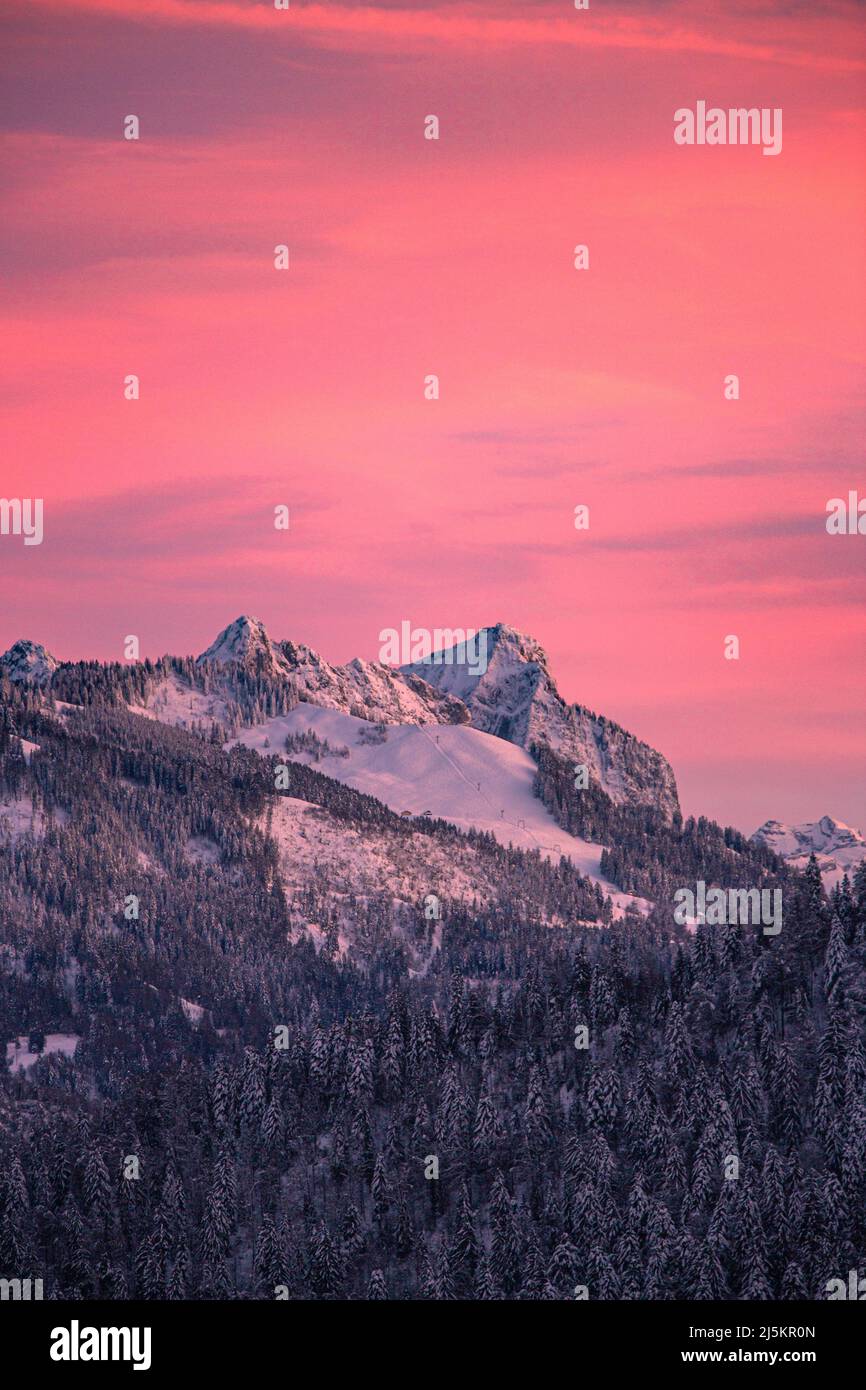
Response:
[3, 616, 863, 888]
[3, 614, 680, 815]
[752, 816, 866, 889]
[0, 615, 680, 916]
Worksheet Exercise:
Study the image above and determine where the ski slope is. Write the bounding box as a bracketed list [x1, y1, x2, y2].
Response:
[230, 705, 647, 914]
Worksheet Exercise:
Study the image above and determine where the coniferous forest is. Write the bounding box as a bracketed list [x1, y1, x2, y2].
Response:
[2, 676, 865, 1302]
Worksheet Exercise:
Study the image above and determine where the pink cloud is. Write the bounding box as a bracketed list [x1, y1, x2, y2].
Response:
[26, 0, 866, 73]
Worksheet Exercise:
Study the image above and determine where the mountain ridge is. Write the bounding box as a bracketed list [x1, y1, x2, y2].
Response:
[203, 615, 681, 819]
[4, 614, 680, 819]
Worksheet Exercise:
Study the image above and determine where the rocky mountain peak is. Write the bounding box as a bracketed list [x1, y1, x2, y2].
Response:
[197, 616, 290, 677]
[0, 639, 59, 685]
[403, 622, 680, 819]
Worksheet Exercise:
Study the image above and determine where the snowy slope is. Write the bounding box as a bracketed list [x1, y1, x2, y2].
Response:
[129, 674, 232, 729]
[231, 705, 648, 915]
[267, 795, 495, 909]
[0, 795, 43, 840]
[753, 816, 866, 890]
[6, 1033, 80, 1074]
[265, 798, 526, 966]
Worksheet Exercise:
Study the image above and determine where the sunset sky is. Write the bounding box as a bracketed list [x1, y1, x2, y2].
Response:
[2, 0, 864, 833]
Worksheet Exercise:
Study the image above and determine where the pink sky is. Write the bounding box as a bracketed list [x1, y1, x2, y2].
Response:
[2, 0, 864, 834]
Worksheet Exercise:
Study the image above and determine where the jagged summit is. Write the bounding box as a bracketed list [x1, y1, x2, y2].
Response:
[398, 624, 550, 703]
[197, 617, 470, 726]
[479, 623, 552, 667]
[0, 639, 59, 685]
[197, 615, 290, 677]
[403, 623, 680, 819]
[753, 815, 866, 887]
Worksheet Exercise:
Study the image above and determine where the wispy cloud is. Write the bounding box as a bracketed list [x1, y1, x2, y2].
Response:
[28, 0, 866, 72]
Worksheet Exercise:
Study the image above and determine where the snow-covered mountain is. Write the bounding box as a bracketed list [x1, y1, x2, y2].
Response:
[197, 617, 679, 820]
[752, 815, 866, 889]
[402, 623, 679, 819]
[0, 639, 58, 685]
[4, 614, 679, 822]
